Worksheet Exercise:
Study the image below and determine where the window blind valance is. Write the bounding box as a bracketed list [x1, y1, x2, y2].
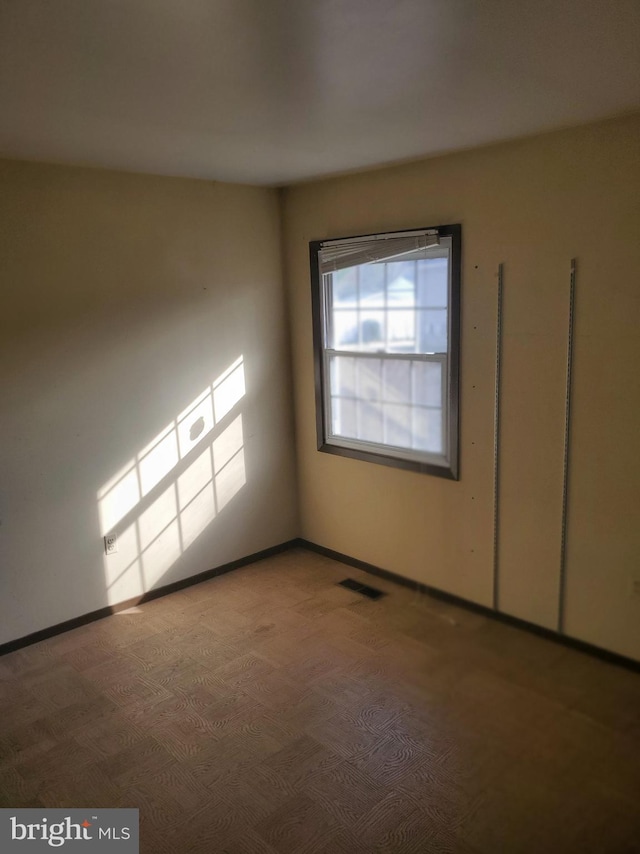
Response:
[318, 230, 441, 274]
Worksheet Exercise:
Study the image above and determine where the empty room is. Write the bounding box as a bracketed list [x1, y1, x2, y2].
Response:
[1, 1, 639, 852]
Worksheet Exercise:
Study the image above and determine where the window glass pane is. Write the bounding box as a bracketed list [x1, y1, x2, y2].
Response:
[331, 397, 356, 438]
[330, 355, 356, 397]
[359, 310, 385, 349]
[413, 407, 443, 454]
[357, 401, 383, 443]
[412, 360, 442, 407]
[382, 360, 411, 405]
[387, 310, 417, 352]
[416, 309, 448, 353]
[417, 257, 448, 308]
[332, 309, 359, 348]
[356, 358, 382, 401]
[360, 263, 385, 306]
[386, 262, 415, 309]
[331, 268, 357, 306]
[384, 404, 412, 448]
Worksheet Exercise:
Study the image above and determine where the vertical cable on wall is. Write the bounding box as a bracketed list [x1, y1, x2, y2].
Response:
[492, 263, 504, 610]
[558, 258, 577, 633]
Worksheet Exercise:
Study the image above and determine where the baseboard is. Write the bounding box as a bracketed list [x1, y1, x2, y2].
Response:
[0, 539, 300, 657]
[299, 539, 640, 674]
[3, 535, 638, 673]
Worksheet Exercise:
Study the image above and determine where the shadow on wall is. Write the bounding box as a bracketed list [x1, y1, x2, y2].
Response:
[97, 356, 247, 606]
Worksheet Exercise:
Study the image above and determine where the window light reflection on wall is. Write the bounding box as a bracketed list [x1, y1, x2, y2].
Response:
[97, 356, 246, 605]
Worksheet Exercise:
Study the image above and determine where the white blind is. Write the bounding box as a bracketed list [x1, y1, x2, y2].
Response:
[319, 230, 440, 274]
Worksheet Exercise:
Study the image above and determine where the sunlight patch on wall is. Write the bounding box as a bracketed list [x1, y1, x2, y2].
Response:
[139, 425, 179, 498]
[97, 460, 140, 537]
[98, 356, 247, 605]
[98, 356, 245, 537]
[214, 357, 245, 422]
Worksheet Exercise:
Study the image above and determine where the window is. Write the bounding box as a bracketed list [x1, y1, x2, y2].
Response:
[310, 224, 460, 479]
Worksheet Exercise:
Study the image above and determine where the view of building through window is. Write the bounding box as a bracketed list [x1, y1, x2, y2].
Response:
[330, 256, 448, 353]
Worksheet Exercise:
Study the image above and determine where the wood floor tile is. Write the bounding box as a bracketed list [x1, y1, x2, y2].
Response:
[96, 735, 175, 788]
[301, 758, 387, 826]
[352, 790, 419, 849]
[1, 547, 638, 853]
[160, 796, 245, 853]
[219, 828, 281, 854]
[255, 792, 341, 854]
[0, 766, 43, 808]
[0, 718, 58, 768]
[259, 734, 342, 790]
[217, 764, 298, 824]
[350, 732, 429, 786]
[73, 708, 147, 758]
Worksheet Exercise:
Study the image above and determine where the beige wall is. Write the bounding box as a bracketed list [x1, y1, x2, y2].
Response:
[282, 113, 640, 661]
[2, 115, 638, 662]
[0, 160, 298, 645]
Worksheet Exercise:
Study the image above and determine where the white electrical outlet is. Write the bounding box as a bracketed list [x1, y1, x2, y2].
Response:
[104, 533, 118, 555]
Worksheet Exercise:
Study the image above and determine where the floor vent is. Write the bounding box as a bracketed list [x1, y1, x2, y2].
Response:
[338, 578, 386, 600]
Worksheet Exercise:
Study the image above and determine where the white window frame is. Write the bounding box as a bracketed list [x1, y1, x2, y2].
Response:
[310, 224, 461, 479]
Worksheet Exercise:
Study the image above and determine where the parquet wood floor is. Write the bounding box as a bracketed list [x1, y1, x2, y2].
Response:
[1, 548, 639, 852]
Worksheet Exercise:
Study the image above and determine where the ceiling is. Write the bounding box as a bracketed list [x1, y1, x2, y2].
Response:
[1, 0, 639, 186]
